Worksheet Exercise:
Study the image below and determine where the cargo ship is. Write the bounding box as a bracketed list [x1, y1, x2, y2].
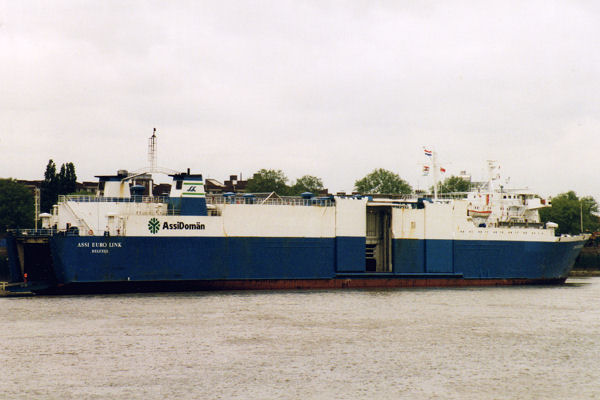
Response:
[3, 138, 589, 294]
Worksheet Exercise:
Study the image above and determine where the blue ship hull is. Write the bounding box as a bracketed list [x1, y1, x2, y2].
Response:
[4, 234, 583, 294]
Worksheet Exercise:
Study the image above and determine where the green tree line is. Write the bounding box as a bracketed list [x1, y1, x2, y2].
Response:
[0, 179, 35, 233]
[0, 159, 77, 234]
[246, 168, 414, 196]
[539, 191, 600, 235]
[41, 160, 77, 213]
[245, 169, 326, 196]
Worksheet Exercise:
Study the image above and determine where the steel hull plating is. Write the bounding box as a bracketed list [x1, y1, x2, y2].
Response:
[19, 235, 582, 293]
[36, 277, 567, 295]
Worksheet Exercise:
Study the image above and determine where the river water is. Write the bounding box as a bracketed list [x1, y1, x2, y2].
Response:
[2, 278, 600, 400]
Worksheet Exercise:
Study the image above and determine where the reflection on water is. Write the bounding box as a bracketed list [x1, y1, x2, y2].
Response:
[2, 278, 600, 399]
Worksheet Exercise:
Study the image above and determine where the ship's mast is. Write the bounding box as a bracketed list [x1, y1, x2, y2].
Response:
[144, 128, 158, 196]
[423, 147, 441, 200]
[432, 150, 440, 201]
[148, 128, 157, 172]
[125, 128, 178, 189]
[487, 160, 498, 193]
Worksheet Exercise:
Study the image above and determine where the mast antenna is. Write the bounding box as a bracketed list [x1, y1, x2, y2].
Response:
[148, 128, 157, 171]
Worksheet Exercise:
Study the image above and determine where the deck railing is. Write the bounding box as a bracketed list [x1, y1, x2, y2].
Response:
[206, 194, 335, 207]
[60, 195, 169, 204]
[59, 194, 336, 207]
[7, 228, 60, 237]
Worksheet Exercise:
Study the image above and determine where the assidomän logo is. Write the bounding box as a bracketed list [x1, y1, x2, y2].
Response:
[148, 217, 160, 234]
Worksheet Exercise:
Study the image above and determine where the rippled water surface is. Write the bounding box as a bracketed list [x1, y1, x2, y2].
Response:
[2, 278, 600, 399]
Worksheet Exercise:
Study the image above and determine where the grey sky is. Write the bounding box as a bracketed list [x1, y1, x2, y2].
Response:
[1, 1, 599, 197]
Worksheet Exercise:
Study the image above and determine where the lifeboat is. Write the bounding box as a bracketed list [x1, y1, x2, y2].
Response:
[468, 209, 492, 218]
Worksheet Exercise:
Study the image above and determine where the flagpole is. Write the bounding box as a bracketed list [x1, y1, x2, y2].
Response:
[423, 147, 439, 201]
[433, 150, 439, 201]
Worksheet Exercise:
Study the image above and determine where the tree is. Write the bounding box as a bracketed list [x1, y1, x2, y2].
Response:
[58, 162, 77, 195]
[289, 175, 324, 196]
[354, 169, 412, 194]
[41, 160, 78, 212]
[539, 191, 600, 235]
[245, 169, 289, 194]
[437, 175, 471, 194]
[41, 159, 59, 213]
[0, 179, 34, 233]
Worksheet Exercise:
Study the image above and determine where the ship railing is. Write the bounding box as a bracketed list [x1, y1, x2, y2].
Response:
[60, 194, 335, 207]
[366, 193, 420, 200]
[366, 193, 469, 202]
[206, 194, 335, 207]
[59, 195, 169, 204]
[7, 228, 58, 237]
[58, 195, 182, 215]
[421, 192, 469, 200]
[7, 228, 99, 237]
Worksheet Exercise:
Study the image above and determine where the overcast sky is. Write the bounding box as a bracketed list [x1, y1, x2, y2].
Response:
[1, 1, 599, 198]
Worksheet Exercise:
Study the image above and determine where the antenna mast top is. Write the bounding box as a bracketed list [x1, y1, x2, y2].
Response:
[148, 128, 157, 171]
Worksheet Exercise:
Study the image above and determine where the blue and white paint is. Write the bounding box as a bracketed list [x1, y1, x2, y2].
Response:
[5, 167, 589, 294]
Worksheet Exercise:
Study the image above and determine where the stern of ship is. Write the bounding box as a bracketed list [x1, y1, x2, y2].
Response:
[4, 230, 60, 294]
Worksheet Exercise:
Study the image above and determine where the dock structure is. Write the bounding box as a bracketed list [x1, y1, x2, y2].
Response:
[0, 281, 33, 297]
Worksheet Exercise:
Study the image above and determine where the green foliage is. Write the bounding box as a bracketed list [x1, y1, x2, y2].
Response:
[245, 170, 327, 196]
[437, 175, 471, 194]
[0, 179, 34, 233]
[41, 160, 78, 212]
[245, 169, 290, 194]
[354, 168, 412, 195]
[539, 191, 600, 235]
[289, 175, 324, 196]
[41, 159, 58, 213]
[58, 162, 77, 194]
